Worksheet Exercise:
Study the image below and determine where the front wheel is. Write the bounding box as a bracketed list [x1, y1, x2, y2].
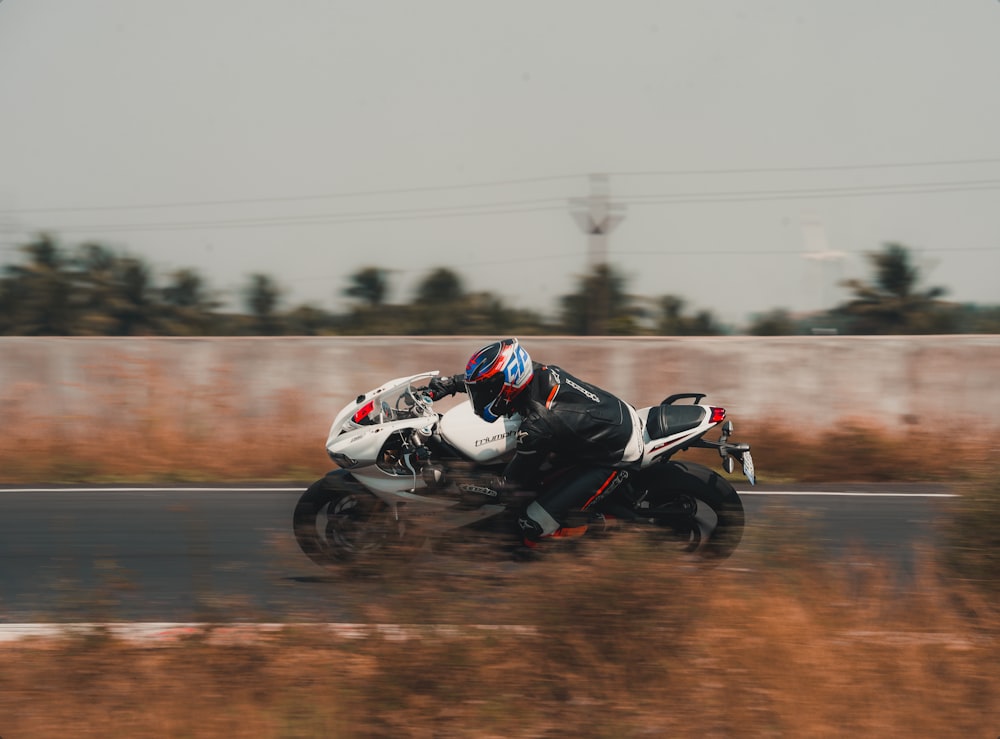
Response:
[293, 473, 399, 568]
[633, 461, 745, 560]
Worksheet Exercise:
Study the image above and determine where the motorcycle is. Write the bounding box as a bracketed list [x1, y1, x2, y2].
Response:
[293, 371, 754, 568]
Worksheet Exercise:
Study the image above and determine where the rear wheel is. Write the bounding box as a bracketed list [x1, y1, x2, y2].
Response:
[634, 462, 745, 560]
[293, 475, 399, 568]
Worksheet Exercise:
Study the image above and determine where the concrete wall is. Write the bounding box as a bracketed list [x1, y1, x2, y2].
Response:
[1, 336, 999, 433]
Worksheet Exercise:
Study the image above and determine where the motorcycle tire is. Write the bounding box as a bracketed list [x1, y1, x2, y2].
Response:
[635, 461, 745, 561]
[293, 474, 397, 567]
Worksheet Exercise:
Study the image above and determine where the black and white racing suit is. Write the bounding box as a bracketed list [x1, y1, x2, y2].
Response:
[501, 363, 644, 540]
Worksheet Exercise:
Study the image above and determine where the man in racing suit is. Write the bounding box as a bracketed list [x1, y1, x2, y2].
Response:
[429, 338, 644, 548]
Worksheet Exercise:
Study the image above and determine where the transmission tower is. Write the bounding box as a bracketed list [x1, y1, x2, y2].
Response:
[800, 216, 847, 313]
[566, 174, 627, 334]
[569, 173, 627, 268]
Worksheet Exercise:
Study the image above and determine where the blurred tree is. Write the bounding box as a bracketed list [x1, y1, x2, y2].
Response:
[415, 267, 464, 306]
[413, 268, 466, 334]
[111, 257, 158, 335]
[341, 266, 394, 334]
[559, 264, 636, 335]
[161, 268, 223, 334]
[655, 295, 686, 335]
[243, 273, 283, 334]
[2, 235, 988, 338]
[163, 267, 209, 308]
[456, 292, 547, 335]
[285, 303, 333, 335]
[0, 235, 76, 335]
[836, 243, 953, 334]
[748, 308, 799, 336]
[684, 309, 724, 336]
[1, 238, 163, 335]
[654, 294, 723, 336]
[71, 243, 117, 334]
[952, 304, 1000, 333]
[344, 266, 390, 308]
[77, 245, 163, 334]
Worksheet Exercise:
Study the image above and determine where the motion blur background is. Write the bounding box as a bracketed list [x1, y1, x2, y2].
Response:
[2, 1, 999, 330]
[2, 2, 999, 736]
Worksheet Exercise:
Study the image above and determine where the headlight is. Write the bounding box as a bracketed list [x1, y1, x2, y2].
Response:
[328, 452, 358, 468]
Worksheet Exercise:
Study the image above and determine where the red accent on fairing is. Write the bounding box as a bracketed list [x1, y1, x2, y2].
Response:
[352, 400, 375, 424]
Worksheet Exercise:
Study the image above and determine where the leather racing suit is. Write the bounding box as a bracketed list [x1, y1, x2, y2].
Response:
[506, 363, 644, 540]
[439, 362, 644, 541]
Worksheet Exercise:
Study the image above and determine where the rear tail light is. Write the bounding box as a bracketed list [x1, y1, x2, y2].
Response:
[710, 407, 726, 424]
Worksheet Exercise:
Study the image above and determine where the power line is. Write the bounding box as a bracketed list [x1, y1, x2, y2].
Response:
[614, 246, 1000, 257]
[30, 176, 1000, 235]
[40, 203, 568, 235]
[0, 175, 582, 215]
[3, 155, 1000, 215]
[620, 179, 1000, 205]
[608, 155, 1000, 178]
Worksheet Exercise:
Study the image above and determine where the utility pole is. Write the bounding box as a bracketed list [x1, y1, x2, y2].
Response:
[800, 216, 846, 328]
[569, 173, 627, 269]
[568, 174, 627, 333]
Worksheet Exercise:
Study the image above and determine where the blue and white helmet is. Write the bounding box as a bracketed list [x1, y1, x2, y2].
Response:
[463, 338, 533, 422]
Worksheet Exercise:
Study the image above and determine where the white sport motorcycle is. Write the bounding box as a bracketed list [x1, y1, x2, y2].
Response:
[293, 371, 754, 568]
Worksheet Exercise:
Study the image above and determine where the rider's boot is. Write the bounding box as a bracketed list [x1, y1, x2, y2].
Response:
[508, 506, 545, 561]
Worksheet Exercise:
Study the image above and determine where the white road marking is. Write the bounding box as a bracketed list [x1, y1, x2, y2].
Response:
[739, 491, 957, 498]
[0, 622, 537, 643]
[0, 487, 957, 497]
[0, 487, 303, 493]
[1, 623, 986, 647]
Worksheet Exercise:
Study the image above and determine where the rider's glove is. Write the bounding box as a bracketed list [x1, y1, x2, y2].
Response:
[427, 373, 464, 400]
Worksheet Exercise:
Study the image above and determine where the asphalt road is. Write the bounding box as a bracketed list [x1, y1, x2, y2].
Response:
[0, 483, 956, 623]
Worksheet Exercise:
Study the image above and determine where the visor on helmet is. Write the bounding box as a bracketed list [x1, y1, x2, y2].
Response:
[465, 373, 505, 423]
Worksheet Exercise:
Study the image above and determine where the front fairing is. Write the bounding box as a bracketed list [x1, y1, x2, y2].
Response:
[326, 371, 439, 460]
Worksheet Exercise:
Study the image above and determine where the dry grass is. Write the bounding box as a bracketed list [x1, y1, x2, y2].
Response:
[0, 355, 990, 484]
[738, 417, 990, 484]
[3, 355, 998, 736]
[1, 535, 998, 738]
[0, 355, 330, 482]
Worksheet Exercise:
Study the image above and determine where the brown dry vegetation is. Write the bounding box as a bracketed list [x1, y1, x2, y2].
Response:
[0, 344, 991, 485]
[1, 535, 998, 738]
[4, 356, 999, 736]
[0, 357, 989, 484]
[742, 417, 992, 484]
[0, 356, 330, 482]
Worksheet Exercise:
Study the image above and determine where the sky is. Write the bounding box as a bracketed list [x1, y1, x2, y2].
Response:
[1, 0, 999, 326]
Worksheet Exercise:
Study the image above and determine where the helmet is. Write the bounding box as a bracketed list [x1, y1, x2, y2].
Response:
[464, 338, 533, 423]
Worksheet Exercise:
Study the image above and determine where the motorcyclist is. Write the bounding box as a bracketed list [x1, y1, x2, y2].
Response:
[428, 338, 644, 552]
